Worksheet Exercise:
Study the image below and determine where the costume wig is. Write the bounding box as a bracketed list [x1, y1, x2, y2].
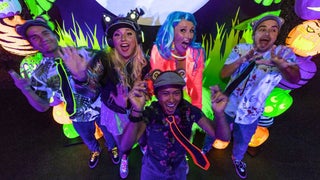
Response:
[155, 11, 202, 59]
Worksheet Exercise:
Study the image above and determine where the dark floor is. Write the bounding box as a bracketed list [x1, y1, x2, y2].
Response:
[1, 68, 320, 180]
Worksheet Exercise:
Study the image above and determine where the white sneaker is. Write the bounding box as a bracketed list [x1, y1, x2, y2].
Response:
[120, 154, 129, 179]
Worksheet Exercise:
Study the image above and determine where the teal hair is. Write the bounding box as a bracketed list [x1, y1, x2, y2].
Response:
[155, 11, 202, 59]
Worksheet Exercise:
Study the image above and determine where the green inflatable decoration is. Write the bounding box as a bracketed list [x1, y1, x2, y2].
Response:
[263, 87, 293, 117]
[63, 123, 79, 139]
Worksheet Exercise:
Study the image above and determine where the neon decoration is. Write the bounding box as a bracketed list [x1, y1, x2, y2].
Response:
[62, 124, 79, 139]
[212, 139, 230, 150]
[0, 0, 21, 18]
[52, 102, 73, 124]
[254, 0, 281, 7]
[248, 126, 269, 147]
[0, 15, 37, 56]
[23, 0, 55, 19]
[286, 20, 320, 57]
[263, 87, 293, 118]
[295, 0, 320, 20]
[277, 56, 317, 90]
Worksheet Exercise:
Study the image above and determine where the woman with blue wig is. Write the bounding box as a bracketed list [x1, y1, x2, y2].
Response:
[150, 11, 205, 110]
[149, 11, 207, 174]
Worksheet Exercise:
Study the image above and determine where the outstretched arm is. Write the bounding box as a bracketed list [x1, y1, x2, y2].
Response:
[8, 70, 50, 112]
[255, 45, 300, 83]
[221, 48, 257, 79]
[119, 81, 148, 151]
[197, 85, 231, 141]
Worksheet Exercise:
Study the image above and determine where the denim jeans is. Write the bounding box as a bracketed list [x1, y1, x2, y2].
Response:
[73, 118, 116, 152]
[232, 119, 258, 160]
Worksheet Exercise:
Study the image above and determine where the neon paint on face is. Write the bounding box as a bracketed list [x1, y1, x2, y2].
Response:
[112, 27, 137, 61]
[254, 20, 279, 53]
[26, 26, 59, 57]
[173, 19, 195, 56]
[157, 87, 182, 115]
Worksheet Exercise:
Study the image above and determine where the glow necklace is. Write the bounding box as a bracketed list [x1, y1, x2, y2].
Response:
[171, 52, 187, 60]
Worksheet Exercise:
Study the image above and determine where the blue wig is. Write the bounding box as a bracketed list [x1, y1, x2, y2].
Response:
[155, 11, 202, 59]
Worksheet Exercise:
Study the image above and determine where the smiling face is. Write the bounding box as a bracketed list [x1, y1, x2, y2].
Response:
[173, 19, 195, 56]
[112, 27, 137, 61]
[253, 20, 280, 52]
[157, 86, 182, 115]
[26, 26, 59, 57]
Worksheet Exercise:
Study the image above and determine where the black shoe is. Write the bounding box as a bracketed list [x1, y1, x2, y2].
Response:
[109, 147, 120, 164]
[233, 159, 247, 179]
[88, 151, 100, 169]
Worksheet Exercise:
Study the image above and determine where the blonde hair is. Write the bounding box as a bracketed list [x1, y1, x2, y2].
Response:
[109, 40, 147, 88]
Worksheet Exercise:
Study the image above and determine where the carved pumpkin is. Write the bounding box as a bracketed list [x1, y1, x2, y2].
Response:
[286, 20, 320, 57]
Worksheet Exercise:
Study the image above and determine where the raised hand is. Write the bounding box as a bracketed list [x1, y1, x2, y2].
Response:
[8, 70, 31, 91]
[57, 46, 89, 81]
[128, 80, 148, 111]
[210, 85, 228, 114]
[255, 45, 293, 68]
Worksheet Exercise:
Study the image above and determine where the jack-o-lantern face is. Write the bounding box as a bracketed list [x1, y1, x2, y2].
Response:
[286, 20, 320, 57]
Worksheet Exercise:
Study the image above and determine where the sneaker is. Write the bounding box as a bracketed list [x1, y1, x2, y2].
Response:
[140, 145, 147, 155]
[109, 147, 120, 164]
[120, 154, 129, 179]
[233, 159, 247, 179]
[88, 151, 100, 169]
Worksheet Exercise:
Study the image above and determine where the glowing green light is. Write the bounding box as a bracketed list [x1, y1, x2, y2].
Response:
[263, 87, 293, 117]
[63, 124, 79, 139]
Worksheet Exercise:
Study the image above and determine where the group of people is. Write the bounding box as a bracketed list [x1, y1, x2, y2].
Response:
[9, 9, 300, 180]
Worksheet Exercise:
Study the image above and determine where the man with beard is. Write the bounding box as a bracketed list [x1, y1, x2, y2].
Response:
[216, 15, 300, 179]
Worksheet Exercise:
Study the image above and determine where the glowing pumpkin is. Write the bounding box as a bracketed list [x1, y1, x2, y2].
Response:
[0, 0, 21, 18]
[212, 139, 230, 149]
[248, 126, 269, 147]
[277, 56, 317, 90]
[286, 20, 320, 57]
[263, 87, 293, 117]
[52, 102, 72, 124]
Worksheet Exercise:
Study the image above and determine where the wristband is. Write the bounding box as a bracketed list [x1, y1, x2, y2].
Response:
[129, 114, 143, 123]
